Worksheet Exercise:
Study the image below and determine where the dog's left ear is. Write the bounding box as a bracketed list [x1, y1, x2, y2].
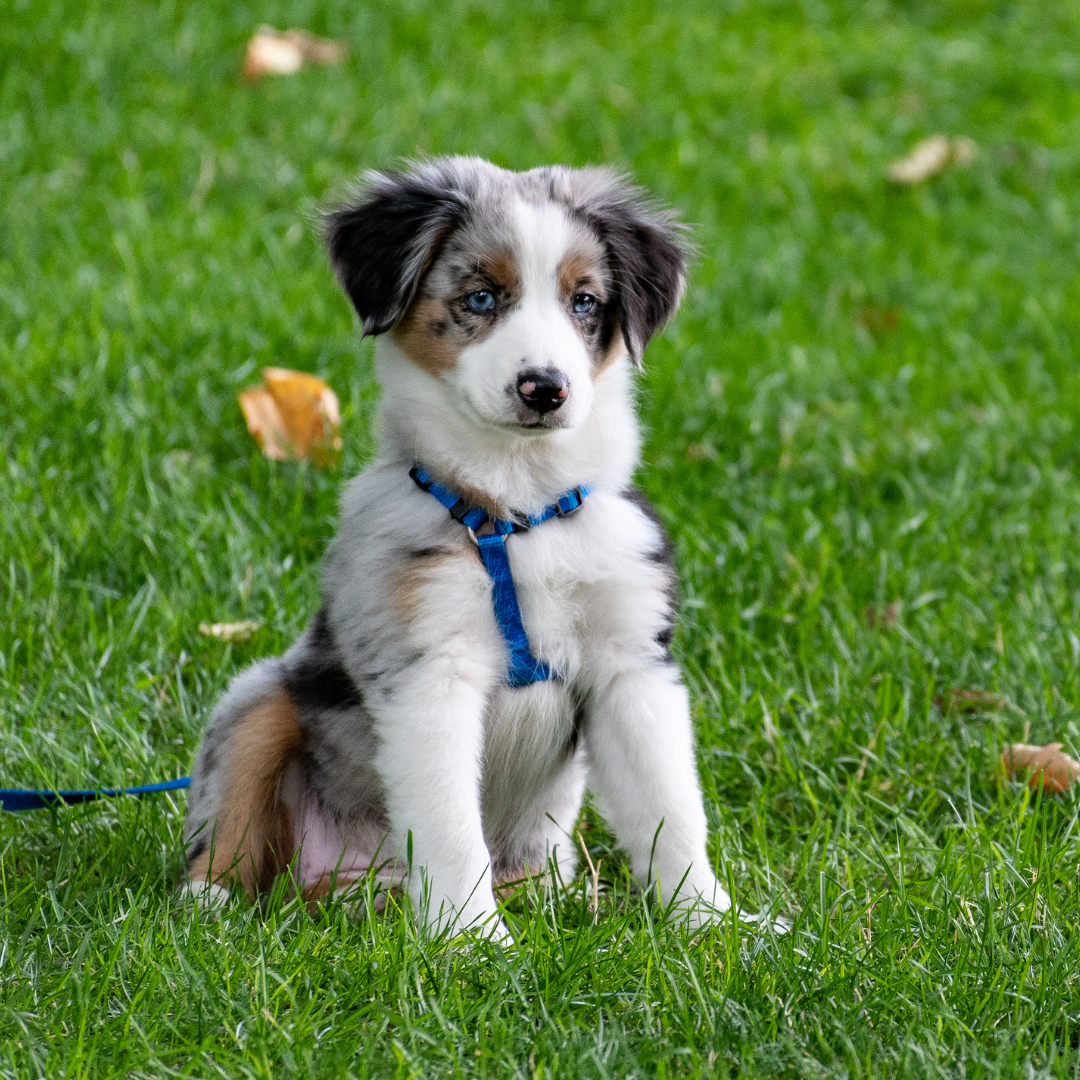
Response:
[575, 173, 688, 365]
[325, 162, 472, 336]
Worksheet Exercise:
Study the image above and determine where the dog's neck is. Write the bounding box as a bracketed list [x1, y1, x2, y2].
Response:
[374, 342, 641, 513]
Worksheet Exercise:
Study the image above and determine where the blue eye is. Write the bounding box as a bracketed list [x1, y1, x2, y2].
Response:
[572, 293, 597, 315]
[466, 290, 496, 313]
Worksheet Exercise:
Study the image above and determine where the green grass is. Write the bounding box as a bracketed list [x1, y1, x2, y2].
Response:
[3, 0, 1080, 1075]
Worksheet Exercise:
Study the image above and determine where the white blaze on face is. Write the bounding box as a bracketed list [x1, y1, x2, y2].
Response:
[449, 199, 596, 432]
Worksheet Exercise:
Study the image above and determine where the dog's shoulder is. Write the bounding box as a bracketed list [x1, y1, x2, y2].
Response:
[616, 484, 675, 569]
[572, 483, 674, 574]
[331, 461, 472, 565]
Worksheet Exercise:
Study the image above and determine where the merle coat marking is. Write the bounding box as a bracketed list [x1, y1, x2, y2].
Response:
[184, 157, 728, 934]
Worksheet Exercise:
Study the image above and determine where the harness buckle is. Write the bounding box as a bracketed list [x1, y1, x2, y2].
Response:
[555, 487, 587, 517]
[409, 465, 433, 492]
[448, 499, 471, 523]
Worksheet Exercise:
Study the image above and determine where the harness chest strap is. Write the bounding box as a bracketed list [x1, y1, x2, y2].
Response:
[409, 465, 590, 688]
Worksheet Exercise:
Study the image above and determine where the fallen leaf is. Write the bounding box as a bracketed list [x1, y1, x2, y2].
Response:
[238, 386, 289, 461]
[199, 621, 262, 642]
[888, 135, 950, 184]
[239, 367, 342, 468]
[935, 688, 1006, 714]
[286, 29, 348, 65]
[243, 29, 304, 79]
[243, 27, 347, 81]
[866, 601, 901, 628]
[686, 442, 717, 461]
[859, 306, 900, 336]
[888, 135, 977, 185]
[1002, 743, 1080, 795]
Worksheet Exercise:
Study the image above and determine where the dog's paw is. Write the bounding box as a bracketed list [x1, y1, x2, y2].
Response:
[673, 877, 732, 928]
[737, 909, 792, 934]
[179, 879, 231, 917]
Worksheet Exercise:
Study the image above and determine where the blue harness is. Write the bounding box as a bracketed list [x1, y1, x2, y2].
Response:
[410, 465, 590, 687]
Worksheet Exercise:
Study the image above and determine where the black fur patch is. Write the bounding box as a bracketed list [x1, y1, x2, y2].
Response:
[572, 190, 686, 365]
[566, 689, 587, 757]
[622, 486, 678, 659]
[284, 608, 363, 712]
[622, 486, 675, 568]
[325, 164, 475, 336]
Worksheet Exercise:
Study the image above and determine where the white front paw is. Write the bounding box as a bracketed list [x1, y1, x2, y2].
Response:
[671, 875, 731, 926]
[414, 885, 503, 937]
[180, 880, 231, 917]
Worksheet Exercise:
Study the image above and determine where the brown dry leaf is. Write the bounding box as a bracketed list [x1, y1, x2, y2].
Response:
[888, 136, 978, 185]
[199, 621, 262, 642]
[1002, 743, 1080, 795]
[935, 688, 1006, 714]
[239, 368, 342, 468]
[286, 29, 348, 65]
[243, 27, 347, 81]
[866, 601, 902, 629]
[859, 306, 900, 336]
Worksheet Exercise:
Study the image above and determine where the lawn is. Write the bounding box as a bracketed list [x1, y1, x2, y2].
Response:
[3, 0, 1080, 1075]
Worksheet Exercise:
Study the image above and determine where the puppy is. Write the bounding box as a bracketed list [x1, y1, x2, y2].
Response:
[184, 157, 730, 934]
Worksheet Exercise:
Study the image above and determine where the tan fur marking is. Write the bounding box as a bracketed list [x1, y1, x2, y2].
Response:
[187, 690, 301, 896]
[392, 243, 522, 377]
[557, 241, 624, 377]
[392, 296, 462, 375]
[392, 550, 472, 625]
[556, 247, 607, 305]
[453, 478, 506, 520]
[481, 249, 521, 296]
[593, 327, 629, 377]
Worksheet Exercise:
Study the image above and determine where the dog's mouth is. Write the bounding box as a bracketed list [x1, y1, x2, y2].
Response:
[457, 394, 574, 435]
[492, 415, 570, 435]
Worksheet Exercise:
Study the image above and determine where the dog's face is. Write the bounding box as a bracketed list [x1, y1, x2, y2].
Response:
[326, 158, 686, 435]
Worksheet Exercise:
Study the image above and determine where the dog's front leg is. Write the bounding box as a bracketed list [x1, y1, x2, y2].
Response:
[372, 658, 504, 936]
[586, 663, 730, 923]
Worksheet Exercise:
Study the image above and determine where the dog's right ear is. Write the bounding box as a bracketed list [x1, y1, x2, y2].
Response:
[325, 166, 470, 336]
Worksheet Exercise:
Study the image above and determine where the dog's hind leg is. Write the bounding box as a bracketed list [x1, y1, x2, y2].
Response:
[183, 660, 302, 905]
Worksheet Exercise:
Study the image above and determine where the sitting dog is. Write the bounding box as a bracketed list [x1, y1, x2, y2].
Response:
[184, 157, 730, 933]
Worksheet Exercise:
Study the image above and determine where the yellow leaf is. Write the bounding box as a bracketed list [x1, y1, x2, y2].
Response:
[238, 386, 289, 461]
[238, 368, 342, 468]
[1002, 742, 1080, 795]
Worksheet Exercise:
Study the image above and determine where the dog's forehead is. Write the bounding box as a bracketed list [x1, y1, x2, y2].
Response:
[439, 173, 608, 288]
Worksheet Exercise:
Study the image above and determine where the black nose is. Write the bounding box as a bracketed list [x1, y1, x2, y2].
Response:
[517, 368, 569, 414]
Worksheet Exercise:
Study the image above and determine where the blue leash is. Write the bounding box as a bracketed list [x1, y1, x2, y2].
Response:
[4, 466, 587, 809]
[0, 776, 191, 813]
[410, 465, 590, 687]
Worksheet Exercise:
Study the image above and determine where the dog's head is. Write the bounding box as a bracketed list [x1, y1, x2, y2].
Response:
[325, 157, 686, 434]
